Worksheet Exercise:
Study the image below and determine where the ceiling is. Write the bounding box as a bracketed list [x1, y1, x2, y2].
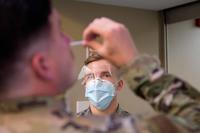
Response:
[78, 0, 197, 11]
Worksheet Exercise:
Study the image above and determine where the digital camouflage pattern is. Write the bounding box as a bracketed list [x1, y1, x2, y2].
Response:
[121, 55, 200, 132]
[0, 55, 199, 133]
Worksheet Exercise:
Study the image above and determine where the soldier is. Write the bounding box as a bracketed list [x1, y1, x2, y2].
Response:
[77, 52, 130, 117]
[0, 0, 199, 133]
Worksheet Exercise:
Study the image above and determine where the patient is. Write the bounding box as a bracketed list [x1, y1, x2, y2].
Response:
[77, 52, 130, 117]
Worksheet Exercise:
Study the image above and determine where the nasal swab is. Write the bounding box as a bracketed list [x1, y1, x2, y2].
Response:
[70, 40, 85, 46]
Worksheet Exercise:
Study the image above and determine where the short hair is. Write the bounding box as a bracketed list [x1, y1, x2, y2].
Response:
[0, 0, 52, 88]
[84, 52, 104, 66]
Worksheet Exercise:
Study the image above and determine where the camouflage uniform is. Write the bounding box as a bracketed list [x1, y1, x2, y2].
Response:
[0, 55, 199, 133]
[77, 105, 130, 117]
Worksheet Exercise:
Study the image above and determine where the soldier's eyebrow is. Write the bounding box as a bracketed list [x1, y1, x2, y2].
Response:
[85, 73, 92, 75]
[101, 71, 110, 73]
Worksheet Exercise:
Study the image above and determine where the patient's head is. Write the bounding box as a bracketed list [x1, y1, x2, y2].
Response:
[82, 52, 124, 112]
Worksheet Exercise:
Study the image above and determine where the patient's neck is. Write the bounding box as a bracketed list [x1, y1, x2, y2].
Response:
[90, 97, 118, 116]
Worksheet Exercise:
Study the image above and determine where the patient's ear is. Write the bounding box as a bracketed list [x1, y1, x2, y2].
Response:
[31, 53, 53, 81]
[116, 80, 124, 92]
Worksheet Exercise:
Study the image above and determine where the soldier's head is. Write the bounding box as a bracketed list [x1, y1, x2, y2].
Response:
[81, 52, 124, 111]
[0, 0, 76, 97]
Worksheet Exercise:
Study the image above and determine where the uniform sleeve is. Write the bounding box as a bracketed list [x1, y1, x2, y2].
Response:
[119, 55, 200, 132]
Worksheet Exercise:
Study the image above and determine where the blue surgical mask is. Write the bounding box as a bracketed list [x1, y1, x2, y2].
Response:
[85, 78, 116, 110]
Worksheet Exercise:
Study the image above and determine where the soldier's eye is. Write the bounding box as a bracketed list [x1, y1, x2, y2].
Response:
[85, 74, 95, 80]
[102, 72, 112, 78]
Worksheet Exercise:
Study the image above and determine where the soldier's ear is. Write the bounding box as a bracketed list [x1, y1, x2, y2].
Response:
[116, 80, 124, 92]
[31, 52, 54, 81]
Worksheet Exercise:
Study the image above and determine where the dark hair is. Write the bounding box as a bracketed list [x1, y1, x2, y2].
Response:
[0, 0, 52, 87]
[84, 52, 104, 66]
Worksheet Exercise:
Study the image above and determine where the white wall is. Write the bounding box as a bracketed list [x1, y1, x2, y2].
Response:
[167, 20, 200, 90]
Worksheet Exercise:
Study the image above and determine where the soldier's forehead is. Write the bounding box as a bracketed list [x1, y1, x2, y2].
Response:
[87, 60, 113, 72]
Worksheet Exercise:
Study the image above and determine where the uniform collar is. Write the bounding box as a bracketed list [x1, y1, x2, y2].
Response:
[88, 104, 121, 115]
[0, 94, 66, 113]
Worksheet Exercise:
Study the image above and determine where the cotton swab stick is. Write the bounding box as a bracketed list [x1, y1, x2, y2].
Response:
[70, 40, 85, 46]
